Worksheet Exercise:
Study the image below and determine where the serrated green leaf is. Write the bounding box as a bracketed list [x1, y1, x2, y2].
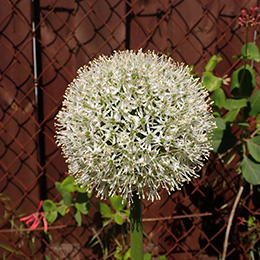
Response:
[43, 200, 58, 225]
[202, 72, 223, 92]
[249, 90, 260, 117]
[75, 193, 90, 214]
[231, 65, 256, 97]
[223, 98, 247, 110]
[74, 208, 82, 226]
[110, 195, 126, 212]
[97, 203, 112, 218]
[247, 136, 260, 162]
[205, 54, 222, 72]
[60, 176, 77, 192]
[241, 43, 260, 62]
[212, 87, 226, 108]
[241, 156, 260, 185]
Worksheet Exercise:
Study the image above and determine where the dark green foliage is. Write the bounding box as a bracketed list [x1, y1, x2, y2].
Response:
[203, 42, 260, 185]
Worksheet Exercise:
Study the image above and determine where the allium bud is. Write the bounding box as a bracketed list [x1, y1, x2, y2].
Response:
[55, 49, 216, 202]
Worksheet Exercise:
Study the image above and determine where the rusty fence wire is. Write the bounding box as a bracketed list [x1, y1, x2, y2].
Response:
[0, 0, 260, 259]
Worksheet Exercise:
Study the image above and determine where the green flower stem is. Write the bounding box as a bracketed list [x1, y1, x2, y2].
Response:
[130, 192, 143, 260]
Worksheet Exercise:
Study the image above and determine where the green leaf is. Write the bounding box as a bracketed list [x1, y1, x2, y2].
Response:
[205, 54, 222, 72]
[123, 248, 131, 260]
[157, 257, 168, 260]
[60, 176, 77, 192]
[76, 185, 89, 193]
[57, 203, 68, 216]
[42, 199, 57, 212]
[241, 43, 260, 62]
[55, 182, 72, 206]
[74, 208, 82, 226]
[97, 203, 112, 218]
[224, 108, 240, 122]
[231, 65, 256, 97]
[114, 212, 124, 225]
[249, 90, 260, 117]
[247, 136, 260, 162]
[247, 216, 256, 226]
[202, 72, 223, 92]
[75, 193, 90, 214]
[257, 114, 260, 135]
[223, 98, 247, 110]
[211, 87, 226, 109]
[113, 211, 127, 225]
[114, 248, 131, 260]
[211, 117, 226, 152]
[214, 117, 226, 130]
[61, 192, 71, 207]
[237, 122, 251, 127]
[248, 216, 256, 226]
[215, 126, 237, 153]
[123, 209, 130, 218]
[144, 253, 152, 260]
[241, 156, 260, 185]
[110, 195, 127, 212]
[212, 129, 224, 152]
[43, 200, 58, 225]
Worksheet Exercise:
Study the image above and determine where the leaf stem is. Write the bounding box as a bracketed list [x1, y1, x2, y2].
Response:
[130, 192, 143, 260]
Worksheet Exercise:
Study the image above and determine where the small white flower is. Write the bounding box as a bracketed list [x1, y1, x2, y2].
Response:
[55, 49, 216, 202]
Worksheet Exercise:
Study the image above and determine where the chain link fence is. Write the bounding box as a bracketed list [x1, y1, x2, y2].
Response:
[1, 0, 260, 259]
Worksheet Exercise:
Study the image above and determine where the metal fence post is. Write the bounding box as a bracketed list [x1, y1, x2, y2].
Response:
[32, 0, 47, 201]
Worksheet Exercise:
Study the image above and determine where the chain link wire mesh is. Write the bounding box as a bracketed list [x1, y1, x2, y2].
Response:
[0, 0, 260, 259]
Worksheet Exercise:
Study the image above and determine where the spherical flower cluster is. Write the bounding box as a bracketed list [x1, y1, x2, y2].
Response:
[55, 49, 216, 202]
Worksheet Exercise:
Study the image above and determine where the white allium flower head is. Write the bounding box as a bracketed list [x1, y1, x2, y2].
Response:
[55, 49, 216, 202]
